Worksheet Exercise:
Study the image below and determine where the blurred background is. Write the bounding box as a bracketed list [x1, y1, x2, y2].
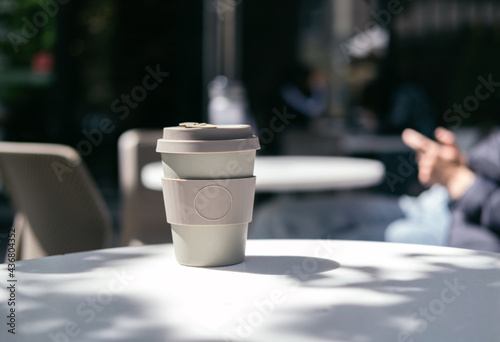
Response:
[1, 0, 500, 237]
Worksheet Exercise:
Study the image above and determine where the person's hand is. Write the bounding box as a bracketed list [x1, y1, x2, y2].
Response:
[402, 127, 475, 200]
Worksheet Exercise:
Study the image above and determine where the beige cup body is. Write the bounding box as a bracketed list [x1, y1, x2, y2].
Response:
[161, 151, 255, 179]
[161, 150, 256, 267]
[171, 223, 248, 267]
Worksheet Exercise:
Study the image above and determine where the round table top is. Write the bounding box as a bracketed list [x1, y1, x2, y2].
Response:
[2, 240, 499, 342]
[141, 156, 385, 192]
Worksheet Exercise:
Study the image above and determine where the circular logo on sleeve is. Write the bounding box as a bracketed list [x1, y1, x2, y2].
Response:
[194, 186, 232, 220]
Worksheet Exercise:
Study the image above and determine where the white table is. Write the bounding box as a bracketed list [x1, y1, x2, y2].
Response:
[2, 240, 499, 341]
[142, 156, 385, 192]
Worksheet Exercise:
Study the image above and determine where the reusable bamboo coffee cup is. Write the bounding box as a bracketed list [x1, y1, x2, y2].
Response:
[156, 122, 260, 267]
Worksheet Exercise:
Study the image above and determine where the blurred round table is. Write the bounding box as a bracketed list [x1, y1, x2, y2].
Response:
[141, 156, 385, 192]
[2, 240, 499, 341]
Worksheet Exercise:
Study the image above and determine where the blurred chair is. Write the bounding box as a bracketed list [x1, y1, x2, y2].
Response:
[0, 142, 112, 260]
[118, 129, 171, 246]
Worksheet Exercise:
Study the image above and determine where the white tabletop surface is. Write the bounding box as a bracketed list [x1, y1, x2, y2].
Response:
[142, 156, 385, 192]
[1, 240, 499, 342]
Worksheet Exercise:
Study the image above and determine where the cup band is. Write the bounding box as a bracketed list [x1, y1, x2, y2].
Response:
[162, 177, 256, 225]
[156, 137, 260, 153]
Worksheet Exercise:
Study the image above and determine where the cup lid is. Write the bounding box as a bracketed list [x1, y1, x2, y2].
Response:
[156, 123, 260, 153]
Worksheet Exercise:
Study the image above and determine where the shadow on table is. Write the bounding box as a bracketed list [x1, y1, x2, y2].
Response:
[14, 250, 154, 274]
[0, 247, 170, 341]
[261, 248, 500, 342]
[12, 294, 170, 342]
[212, 255, 341, 276]
[0, 246, 199, 341]
[2, 245, 498, 341]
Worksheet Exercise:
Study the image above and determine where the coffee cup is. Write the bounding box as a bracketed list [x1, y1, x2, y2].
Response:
[156, 122, 260, 266]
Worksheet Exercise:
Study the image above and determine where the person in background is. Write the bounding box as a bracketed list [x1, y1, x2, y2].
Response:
[279, 64, 328, 127]
[386, 127, 500, 252]
[256, 63, 328, 155]
[251, 126, 500, 253]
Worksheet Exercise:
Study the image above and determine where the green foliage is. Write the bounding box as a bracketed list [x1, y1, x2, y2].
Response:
[0, 0, 57, 66]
